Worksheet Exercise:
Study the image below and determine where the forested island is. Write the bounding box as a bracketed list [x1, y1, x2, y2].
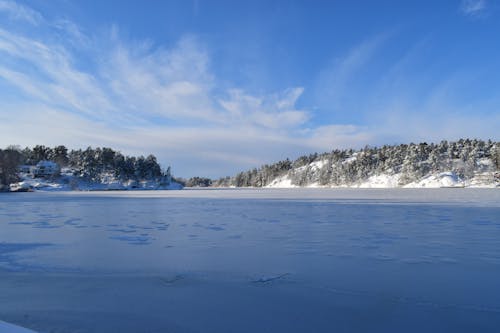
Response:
[0, 145, 178, 191]
[207, 139, 499, 188]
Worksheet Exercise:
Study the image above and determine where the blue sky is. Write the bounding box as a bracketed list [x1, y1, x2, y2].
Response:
[0, 0, 499, 177]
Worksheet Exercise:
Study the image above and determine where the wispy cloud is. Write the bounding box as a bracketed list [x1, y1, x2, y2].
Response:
[0, 26, 114, 119]
[0, 0, 42, 25]
[52, 19, 91, 47]
[218, 87, 308, 129]
[460, 0, 487, 17]
[0, 1, 497, 177]
[103, 34, 227, 125]
[313, 33, 387, 113]
[309, 30, 500, 151]
[0, 3, 345, 176]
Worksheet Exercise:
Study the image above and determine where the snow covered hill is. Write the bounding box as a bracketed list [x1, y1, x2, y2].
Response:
[216, 139, 500, 188]
[10, 168, 183, 192]
[265, 169, 497, 188]
[1, 145, 183, 192]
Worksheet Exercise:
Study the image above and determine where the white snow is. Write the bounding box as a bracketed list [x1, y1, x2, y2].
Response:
[309, 159, 327, 170]
[404, 172, 464, 188]
[466, 172, 499, 188]
[0, 321, 38, 333]
[306, 182, 324, 188]
[264, 170, 498, 189]
[342, 153, 358, 164]
[265, 175, 297, 188]
[10, 172, 183, 192]
[356, 174, 402, 188]
[477, 157, 493, 167]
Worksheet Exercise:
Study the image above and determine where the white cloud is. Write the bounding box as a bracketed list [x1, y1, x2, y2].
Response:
[0, 9, 361, 177]
[103, 35, 219, 123]
[218, 87, 308, 129]
[0, 0, 42, 25]
[0, 2, 497, 178]
[460, 0, 487, 17]
[0, 27, 115, 121]
[53, 19, 91, 47]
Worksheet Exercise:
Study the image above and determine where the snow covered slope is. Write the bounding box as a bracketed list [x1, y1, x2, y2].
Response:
[265, 165, 497, 188]
[221, 140, 499, 188]
[10, 170, 184, 192]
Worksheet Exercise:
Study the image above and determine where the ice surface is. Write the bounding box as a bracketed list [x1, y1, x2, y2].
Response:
[0, 321, 38, 333]
[0, 189, 499, 332]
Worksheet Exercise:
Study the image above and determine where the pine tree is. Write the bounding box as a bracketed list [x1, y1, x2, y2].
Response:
[0, 147, 23, 187]
[51, 145, 69, 166]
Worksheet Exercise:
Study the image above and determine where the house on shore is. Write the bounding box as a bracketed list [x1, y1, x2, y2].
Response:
[33, 160, 60, 178]
[18, 165, 34, 174]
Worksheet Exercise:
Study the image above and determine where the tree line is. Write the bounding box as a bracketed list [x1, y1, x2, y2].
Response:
[0, 145, 170, 189]
[213, 139, 500, 187]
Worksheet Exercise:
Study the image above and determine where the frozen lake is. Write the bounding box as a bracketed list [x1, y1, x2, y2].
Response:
[1, 188, 499, 332]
